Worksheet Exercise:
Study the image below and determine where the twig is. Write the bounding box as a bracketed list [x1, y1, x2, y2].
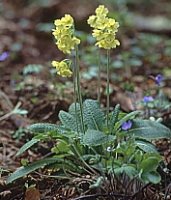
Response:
[34, 171, 71, 180]
[73, 192, 133, 200]
[0, 102, 21, 121]
[131, 183, 151, 200]
[164, 183, 171, 200]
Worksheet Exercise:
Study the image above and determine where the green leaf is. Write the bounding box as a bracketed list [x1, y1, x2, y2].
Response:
[82, 129, 115, 146]
[16, 139, 40, 156]
[47, 158, 80, 172]
[114, 165, 137, 178]
[7, 157, 79, 184]
[129, 119, 171, 139]
[59, 110, 82, 132]
[82, 154, 101, 163]
[141, 171, 161, 184]
[116, 111, 141, 129]
[90, 176, 104, 188]
[109, 104, 120, 133]
[28, 123, 65, 134]
[121, 111, 142, 123]
[68, 102, 82, 132]
[7, 158, 59, 183]
[140, 156, 161, 173]
[51, 139, 71, 154]
[123, 165, 137, 178]
[68, 102, 81, 115]
[83, 99, 105, 130]
[135, 139, 158, 153]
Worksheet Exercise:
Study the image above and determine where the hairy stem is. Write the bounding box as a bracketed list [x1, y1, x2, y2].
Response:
[97, 49, 101, 102]
[73, 58, 79, 134]
[75, 46, 85, 134]
[106, 49, 110, 129]
[71, 142, 97, 175]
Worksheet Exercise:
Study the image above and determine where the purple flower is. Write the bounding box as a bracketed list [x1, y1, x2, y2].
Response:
[143, 96, 154, 103]
[121, 120, 132, 131]
[155, 74, 163, 86]
[0, 51, 9, 61]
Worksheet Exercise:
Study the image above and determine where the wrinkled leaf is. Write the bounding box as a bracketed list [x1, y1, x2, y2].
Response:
[83, 99, 105, 130]
[7, 157, 78, 183]
[129, 120, 171, 139]
[135, 139, 158, 153]
[16, 139, 40, 156]
[82, 129, 115, 146]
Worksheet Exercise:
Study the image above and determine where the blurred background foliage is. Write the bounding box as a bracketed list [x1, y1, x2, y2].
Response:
[0, 0, 171, 114]
[1, 0, 171, 80]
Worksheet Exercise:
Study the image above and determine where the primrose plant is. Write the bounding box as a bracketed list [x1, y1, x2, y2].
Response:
[7, 5, 171, 193]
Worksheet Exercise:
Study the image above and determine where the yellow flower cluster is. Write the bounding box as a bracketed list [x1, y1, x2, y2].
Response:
[52, 14, 80, 54]
[87, 5, 120, 49]
[51, 60, 72, 77]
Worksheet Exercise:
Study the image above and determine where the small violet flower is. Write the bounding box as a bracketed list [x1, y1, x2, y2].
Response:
[121, 120, 132, 131]
[143, 96, 154, 103]
[155, 74, 163, 86]
[0, 52, 9, 62]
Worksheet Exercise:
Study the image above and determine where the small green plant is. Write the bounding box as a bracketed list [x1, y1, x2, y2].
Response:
[22, 64, 43, 75]
[0, 102, 28, 122]
[141, 74, 171, 119]
[7, 5, 171, 196]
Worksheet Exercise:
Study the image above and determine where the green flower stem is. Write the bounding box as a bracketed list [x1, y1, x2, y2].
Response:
[75, 46, 85, 134]
[97, 49, 101, 102]
[71, 142, 97, 175]
[106, 49, 110, 129]
[146, 103, 151, 118]
[73, 62, 79, 134]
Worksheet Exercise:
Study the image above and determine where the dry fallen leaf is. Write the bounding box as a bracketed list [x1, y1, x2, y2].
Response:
[25, 187, 40, 200]
[0, 190, 11, 199]
[114, 92, 135, 112]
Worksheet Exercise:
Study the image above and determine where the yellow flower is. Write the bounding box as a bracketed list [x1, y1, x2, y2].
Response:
[56, 35, 80, 54]
[52, 14, 80, 54]
[88, 16, 108, 30]
[87, 5, 120, 49]
[96, 38, 120, 49]
[93, 26, 120, 49]
[87, 6, 108, 29]
[92, 29, 105, 41]
[54, 14, 73, 28]
[95, 5, 108, 17]
[51, 60, 72, 77]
